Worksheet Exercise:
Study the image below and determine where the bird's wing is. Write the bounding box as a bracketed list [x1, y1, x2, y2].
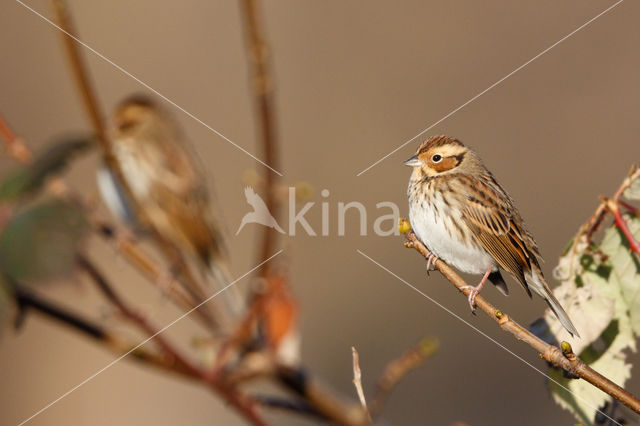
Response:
[460, 181, 535, 296]
[131, 123, 226, 264]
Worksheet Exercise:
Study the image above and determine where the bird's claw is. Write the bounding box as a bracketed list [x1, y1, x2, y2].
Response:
[425, 253, 439, 275]
[460, 285, 481, 312]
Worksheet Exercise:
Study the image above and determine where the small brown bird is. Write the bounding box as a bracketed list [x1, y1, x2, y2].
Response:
[97, 95, 243, 322]
[405, 135, 578, 337]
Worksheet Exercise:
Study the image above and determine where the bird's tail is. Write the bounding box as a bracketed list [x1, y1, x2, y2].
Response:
[526, 268, 580, 338]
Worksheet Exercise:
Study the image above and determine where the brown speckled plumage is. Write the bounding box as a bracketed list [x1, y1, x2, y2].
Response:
[406, 135, 578, 337]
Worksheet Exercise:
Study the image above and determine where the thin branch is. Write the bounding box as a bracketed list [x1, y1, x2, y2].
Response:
[92, 221, 218, 328]
[351, 347, 372, 423]
[604, 199, 640, 256]
[253, 394, 325, 419]
[49, 0, 107, 149]
[369, 337, 439, 417]
[238, 0, 281, 277]
[49, 0, 145, 230]
[0, 111, 218, 332]
[277, 365, 370, 426]
[50, 0, 226, 332]
[76, 254, 204, 375]
[76, 254, 269, 426]
[12, 284, 199, 379]
[402, 226, 640, 416]
[0, 112, 32, 163]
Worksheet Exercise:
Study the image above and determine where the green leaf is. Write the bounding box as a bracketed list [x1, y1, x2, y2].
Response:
[600, 215, 640, 332]
[548, 316, 633, 424]
[545, 216, 640, 423]
[0, 136, 92, 201]
[0, 200, 88, 282]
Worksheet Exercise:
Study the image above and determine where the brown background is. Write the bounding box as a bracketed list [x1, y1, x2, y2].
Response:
[1, 1, 639, 425]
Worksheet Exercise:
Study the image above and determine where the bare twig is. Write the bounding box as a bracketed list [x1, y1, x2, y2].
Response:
[276, 365, 370, 426]
[0, 111, 218, 331]
[0, 112, 32, 163]
[50, 0, 226, 332]
[253, 395, 324, 419]
[369, 337, 439, 417]
[351, 347, 372, 423]
[49, 0, 107, 148]
[76, 254, 268, 426]
[12, 284, 199, 379]
[238, 0, 281, 277]
[582, 164, 640, 246]
[401, 225, 640, 416]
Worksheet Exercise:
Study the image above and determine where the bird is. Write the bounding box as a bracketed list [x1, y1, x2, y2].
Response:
[404, 135, 579, 337]
[236, 186, 285, 235]
[96, 95, 244, 325]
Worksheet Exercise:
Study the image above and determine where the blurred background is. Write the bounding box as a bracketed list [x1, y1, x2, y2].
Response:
[1, 0, 639, 424]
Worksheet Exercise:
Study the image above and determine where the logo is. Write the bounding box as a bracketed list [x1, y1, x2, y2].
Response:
[236, 187, 285, 235]
[236, 186, 400, 237]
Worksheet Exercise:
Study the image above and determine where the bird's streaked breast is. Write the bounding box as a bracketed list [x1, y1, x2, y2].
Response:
[408, 177, 496, 274]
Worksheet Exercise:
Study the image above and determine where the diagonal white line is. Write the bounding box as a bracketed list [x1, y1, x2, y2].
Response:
[356, 0, 625, 176]
[356, 249, 620, 426]
[14, 0, 284, 177]
[18, 250, 283, 426]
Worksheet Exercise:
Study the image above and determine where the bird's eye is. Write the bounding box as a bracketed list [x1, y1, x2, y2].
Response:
[432, 154, 442, 163]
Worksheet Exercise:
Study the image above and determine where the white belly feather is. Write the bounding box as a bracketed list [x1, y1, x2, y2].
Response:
[409, 192, 496, 275]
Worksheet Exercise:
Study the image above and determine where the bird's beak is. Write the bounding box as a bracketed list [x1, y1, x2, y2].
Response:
[403, 155, 422, 167]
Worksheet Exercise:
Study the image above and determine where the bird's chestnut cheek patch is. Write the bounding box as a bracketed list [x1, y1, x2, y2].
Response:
[432, 157, 458, 172]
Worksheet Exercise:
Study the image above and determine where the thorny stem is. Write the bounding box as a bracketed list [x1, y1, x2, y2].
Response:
[570, 164, 640, 274]
[606, 199, 640, 256]
[402, 228, 640, 416]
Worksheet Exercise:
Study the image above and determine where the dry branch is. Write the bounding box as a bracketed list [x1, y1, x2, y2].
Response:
[238, 0, 281, 278]
[0, 111, 218, 331]
[0, 1, 433, 423]
[50, 0, 226, 333]
[401, 225, 640, 416]
[369, 337, 439, 417]
[351, 347, 372, 423]
[76, 254, 268, 426]
[12, 284, 199, 379]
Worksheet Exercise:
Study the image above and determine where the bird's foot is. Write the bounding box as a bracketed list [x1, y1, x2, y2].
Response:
[460, 269, 491, 312]
[459, 284, 483, 311]
[425, 253, 439, 275]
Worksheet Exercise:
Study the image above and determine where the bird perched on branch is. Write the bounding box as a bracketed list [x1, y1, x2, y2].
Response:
[96, 95, 244, 325]
[405, 135, 579, 337]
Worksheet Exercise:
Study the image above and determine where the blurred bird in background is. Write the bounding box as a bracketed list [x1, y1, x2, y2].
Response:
[96, 95, 244, 328]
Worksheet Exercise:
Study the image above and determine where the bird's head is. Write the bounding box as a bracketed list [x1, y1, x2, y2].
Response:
[404, 135, 474, 178]
[111, 95, 158, 136]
